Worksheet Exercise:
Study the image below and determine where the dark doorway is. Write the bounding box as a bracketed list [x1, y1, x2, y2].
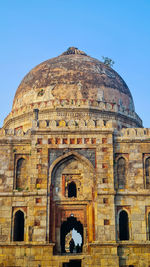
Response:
[68, 182, 77, 198]
[60, 216, 83, 253]
[13, 210, 24, 241]
[63, 260, 81, 267]
[119, 210, 129, 240]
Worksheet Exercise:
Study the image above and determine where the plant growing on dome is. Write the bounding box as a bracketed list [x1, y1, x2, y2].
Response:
[37, 89, 45, 96]
[102, 56, 115, 67]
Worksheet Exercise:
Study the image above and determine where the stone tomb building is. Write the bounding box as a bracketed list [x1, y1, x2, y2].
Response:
[0, 47, 150, 266]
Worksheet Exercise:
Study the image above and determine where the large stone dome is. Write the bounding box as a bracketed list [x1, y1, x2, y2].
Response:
[13, 47, 133, 111]
[4, 47, 142, 131]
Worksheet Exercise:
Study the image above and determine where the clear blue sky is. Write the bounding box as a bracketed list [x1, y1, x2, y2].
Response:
[0, 0, 150, 127]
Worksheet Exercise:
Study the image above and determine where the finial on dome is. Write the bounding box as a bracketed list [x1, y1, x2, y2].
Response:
[61, 47, 87, 56]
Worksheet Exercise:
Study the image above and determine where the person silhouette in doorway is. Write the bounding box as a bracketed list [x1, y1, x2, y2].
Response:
[69, 238, 75, 253]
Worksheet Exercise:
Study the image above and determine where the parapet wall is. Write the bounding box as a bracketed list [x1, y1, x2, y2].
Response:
[118, 128, 150, 139]
[1, 123, 150, 141]
[0, 119, 114, 137]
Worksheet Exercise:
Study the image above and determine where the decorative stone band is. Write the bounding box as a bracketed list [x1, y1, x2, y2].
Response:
[2, 119, 113, 136]
[4, 99, 142, 127]
[117, 128, 150, 139]
[0, 128, 31, 137]
[36, 119, 113, 129]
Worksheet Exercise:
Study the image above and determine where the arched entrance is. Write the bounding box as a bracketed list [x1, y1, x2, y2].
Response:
[60, 216, 83, 253]
[49, 151, 95, 253]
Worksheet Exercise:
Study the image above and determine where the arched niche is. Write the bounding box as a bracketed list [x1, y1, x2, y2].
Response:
[16, 158, 27, 190]
[50, 152, 95, 201]
[13, 210, 24, 241]
[119, 210, 129, 241]
[117, 157, 126, 189]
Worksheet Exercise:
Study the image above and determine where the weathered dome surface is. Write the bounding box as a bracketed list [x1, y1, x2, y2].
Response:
[12, 47, 134, 112]
[3, 47, 142, 130]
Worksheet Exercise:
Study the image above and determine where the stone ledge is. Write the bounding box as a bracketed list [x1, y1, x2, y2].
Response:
[0, 242, 55, 246]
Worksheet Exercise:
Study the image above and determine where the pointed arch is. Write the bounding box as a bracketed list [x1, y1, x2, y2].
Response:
[13, 210, 24, 241]
[119, 210, 129, 240]
[49, 151, 95, 189]
[48, 151, 95, 246]
[60, 216, 83, 253]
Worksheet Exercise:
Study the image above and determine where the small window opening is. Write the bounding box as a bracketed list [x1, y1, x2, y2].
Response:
[119, 210, 129, 240]
[68, 182, 77, 198]
[103, 120, 107, 126]
[13, 210, 24, 241]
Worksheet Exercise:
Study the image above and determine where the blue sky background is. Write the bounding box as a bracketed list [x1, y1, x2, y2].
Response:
[0, 0, 150, 127]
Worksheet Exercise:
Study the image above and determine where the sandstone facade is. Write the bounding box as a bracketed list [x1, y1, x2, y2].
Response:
[0, 48, 149, 267]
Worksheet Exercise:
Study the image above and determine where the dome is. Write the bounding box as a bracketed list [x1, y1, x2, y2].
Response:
[13, 47, 133, 111]
[4, 47, 142, 130]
